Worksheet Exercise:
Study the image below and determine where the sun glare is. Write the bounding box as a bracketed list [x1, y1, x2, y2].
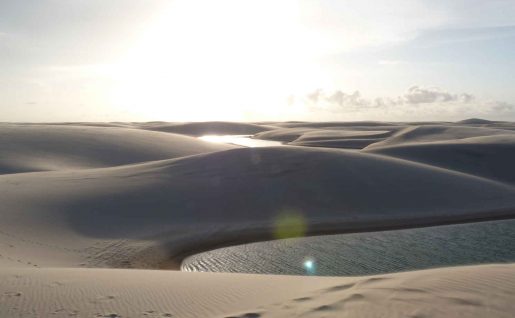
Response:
[109, 0, 324, 121]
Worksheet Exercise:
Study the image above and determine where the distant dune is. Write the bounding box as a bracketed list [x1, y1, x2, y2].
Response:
[140, 121, 276, 136]
[365, 124, 515, 148]
[0, 124, 236, 174]
[365, 134, 515, 185]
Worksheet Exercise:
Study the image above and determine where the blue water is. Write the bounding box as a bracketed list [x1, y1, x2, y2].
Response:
[182, 219, 515, 276]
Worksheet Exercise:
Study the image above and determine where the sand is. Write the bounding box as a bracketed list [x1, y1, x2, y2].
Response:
[0, 124, 237, 174]
[139, 121, 277, 136]
[1, 120, 515, 317]
[1, 265, 514, 317]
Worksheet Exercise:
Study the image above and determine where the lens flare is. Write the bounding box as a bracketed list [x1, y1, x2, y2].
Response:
[273, 210, 307, 240]
[303, 258, 316, 275]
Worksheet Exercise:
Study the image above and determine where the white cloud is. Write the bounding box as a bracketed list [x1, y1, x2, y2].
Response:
[300, 86, 515, 121]
[404, 86, 461, 104]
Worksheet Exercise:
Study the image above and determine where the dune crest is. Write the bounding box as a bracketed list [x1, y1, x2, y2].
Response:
[0, 124, 237, 174]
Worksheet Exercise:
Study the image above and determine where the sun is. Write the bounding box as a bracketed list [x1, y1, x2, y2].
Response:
[108, 0, 323, 121]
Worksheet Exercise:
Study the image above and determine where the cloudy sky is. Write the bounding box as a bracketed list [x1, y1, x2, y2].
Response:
[1, 0, 515, 122]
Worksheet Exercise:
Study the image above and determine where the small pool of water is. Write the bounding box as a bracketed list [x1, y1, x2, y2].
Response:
[182, 219, 515, 276]
[199, 135, 283, 147]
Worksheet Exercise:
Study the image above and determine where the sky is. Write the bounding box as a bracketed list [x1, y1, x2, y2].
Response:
[1, 0, 515, 122]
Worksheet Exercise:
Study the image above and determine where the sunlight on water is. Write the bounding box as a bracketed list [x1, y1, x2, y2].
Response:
[303, 258, 316, 275]
[199, 135, 283, 147]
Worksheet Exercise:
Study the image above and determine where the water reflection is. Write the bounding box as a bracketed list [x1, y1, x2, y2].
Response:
[199, 135, 283, 147]
[303, 258, 316, 275]
[182, 219, 515, 276]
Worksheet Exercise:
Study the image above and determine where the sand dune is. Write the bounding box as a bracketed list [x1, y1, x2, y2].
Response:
[254, 126, 403, 142]
[366, 124, 515, 148]
[293, 130, 392, 141]
[0, 124, 236, 174]
[253, 120, 515, 150]
[268, 121, 402, 128]
[254, 128, 325, 142]
[290, 137, 385, 149]
[457, 118, 498, 125]
[1, 146, 515, 270]
[365, 134, 515, 185]
[253, 125, 406, 149]
[1, 120, 515, 317]
[140, 121, 276, 136]
[0, 264, 514, 318]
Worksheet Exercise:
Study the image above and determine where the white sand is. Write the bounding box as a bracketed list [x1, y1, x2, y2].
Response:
[365, 134, 515, 185]
[0, 124, 237, 174]
[365, 124, 515, 148]
[140, 121, 276, 136]
[2, 146, 515, 269]
[1, 265, 514, 317]
[1, 120, 515, 317]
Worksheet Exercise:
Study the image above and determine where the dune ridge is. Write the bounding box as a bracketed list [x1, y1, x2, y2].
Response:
[140, 121, 276, 136]
[0, 124, 237, 174]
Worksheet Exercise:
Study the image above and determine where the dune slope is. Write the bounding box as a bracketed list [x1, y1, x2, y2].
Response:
[365, 125, 515, 148]
[365, 134, 515, 185]
[1, 146, 515, 269]
[0, 264, 514, 318]
[0, 124, 237, 174]
[141, 121, 275, 136]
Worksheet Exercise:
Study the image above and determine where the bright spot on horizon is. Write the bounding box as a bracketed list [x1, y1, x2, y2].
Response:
[199, 135, 283, 147]
[198, 135, 248, 144]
